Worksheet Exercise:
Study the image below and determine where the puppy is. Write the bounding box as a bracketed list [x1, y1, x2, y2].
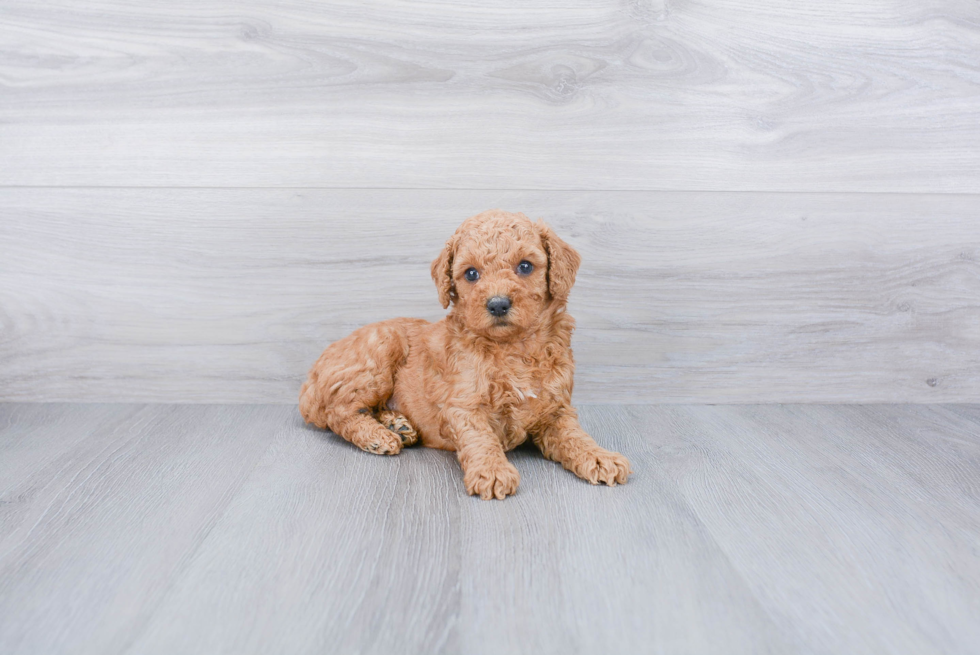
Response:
[299, 210, 631, 499]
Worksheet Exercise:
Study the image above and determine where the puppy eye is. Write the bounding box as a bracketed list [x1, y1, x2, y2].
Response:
[517, 260, 534, 276]
[464, 267, 480, 282]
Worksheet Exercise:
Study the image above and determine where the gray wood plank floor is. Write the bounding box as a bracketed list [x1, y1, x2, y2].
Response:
[1, 404, 978, 654]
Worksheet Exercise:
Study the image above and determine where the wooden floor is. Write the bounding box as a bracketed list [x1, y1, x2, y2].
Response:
[1, 404, 979, 654]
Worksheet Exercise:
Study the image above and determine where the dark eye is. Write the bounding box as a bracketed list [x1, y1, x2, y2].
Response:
[517, 260, 534, 276]
[464, 267, 480, 282]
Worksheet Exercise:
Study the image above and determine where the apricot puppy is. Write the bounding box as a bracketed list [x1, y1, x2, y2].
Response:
[299, 210, 631, 499]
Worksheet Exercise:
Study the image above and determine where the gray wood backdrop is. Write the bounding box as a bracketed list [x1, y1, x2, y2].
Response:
[1, 0, 979, 403]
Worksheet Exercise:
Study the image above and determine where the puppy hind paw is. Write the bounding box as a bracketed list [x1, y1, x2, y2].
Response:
[464, 461, 520, 500]
[356, 428, 403, 456]
[377, 410, 419, 447]
[575, 449, 631, 486]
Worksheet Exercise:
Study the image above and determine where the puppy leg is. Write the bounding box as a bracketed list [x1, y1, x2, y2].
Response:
[446, 409, 520, 500]
[533, 409, 631, 486]
[299, 320, 411, 455]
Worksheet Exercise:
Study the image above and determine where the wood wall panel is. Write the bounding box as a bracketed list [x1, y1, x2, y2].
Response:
[2, 189, 978, 403]
[1, 0, 978, 190]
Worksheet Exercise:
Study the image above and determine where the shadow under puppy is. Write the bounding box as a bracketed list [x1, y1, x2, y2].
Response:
[300, 210, 631, 499]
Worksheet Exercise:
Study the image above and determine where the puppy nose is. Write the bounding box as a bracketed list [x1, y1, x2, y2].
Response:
[486, 295, 512, 317]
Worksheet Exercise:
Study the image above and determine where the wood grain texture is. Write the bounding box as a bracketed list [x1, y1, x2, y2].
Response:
[130, 405, 793, 655]
[1, 403, 979, 653]
[0, 403, 141, 493]
[633, 404, 980, 654]
[453, 405, 792, 654]
[125, 407, 466, 655]
[2, 188, 979, 403]
[2, 0, 979, 190]
[0, 404, 284, 655]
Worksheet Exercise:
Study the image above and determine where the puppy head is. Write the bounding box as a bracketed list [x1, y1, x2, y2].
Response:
[431, 210, 581, 340]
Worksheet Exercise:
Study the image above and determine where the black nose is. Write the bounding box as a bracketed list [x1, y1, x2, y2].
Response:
[486, 295, 512, 317]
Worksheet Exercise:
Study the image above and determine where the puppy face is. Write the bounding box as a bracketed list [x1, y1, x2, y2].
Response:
[431, 210, 581, 340]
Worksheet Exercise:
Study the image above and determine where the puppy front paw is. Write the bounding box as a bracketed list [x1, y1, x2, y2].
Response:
[464, 460, 520, 500]
[573, 448, 631, 486]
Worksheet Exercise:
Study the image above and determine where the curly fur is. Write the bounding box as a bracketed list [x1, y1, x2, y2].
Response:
[299, 210, 631, 499]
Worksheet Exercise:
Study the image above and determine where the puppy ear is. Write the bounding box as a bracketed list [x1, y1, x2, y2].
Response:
[430, 235, 458, 309]
[534, 220, 581, 302]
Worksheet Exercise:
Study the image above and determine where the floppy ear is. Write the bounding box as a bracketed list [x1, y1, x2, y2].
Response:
[534, 220, 581, 302]
[430, 235, 458, 309]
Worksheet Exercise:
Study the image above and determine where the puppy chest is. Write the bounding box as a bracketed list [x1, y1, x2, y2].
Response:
[487, 375, 557, 432]
[452, 350, 569, 440]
